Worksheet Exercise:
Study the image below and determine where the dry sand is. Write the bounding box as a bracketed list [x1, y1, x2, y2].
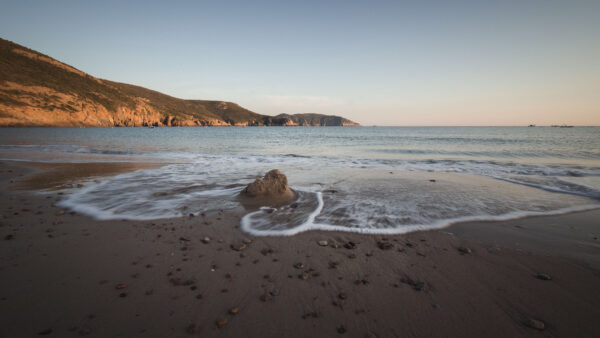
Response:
[1, 161, 599, 337]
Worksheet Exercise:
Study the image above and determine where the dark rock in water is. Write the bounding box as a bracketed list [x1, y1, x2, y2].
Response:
[240, 169, 296, 206]
[429, 179, 436, 182]
[536, 273, 552, 281]
[377, 241, 393, 250]
[524, 318, 545, 330]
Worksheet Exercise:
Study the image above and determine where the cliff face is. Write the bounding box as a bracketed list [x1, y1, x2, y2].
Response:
[0, 38, 359, 127]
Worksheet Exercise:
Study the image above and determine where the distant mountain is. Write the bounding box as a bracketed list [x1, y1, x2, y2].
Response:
[271, 113, 359, 126]
[0, 38, 359, 127]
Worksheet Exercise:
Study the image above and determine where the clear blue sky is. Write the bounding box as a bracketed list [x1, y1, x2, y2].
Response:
[1, 0, 599, 125]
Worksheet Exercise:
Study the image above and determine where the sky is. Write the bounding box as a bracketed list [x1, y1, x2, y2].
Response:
[1, 0, 599, 126]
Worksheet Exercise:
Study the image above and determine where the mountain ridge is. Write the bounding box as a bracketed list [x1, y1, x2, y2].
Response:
[0, 38, 359, 127]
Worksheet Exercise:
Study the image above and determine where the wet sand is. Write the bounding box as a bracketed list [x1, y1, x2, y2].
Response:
[13, 162, 165, 190]
[1, 161, 599, 337]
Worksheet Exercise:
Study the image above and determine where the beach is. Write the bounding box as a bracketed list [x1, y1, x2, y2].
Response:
[1, 161, 599, 337]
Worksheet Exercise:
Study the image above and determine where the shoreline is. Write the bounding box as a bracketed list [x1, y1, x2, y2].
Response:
[1, 161, 599, 337]
[12, 160, 599, 233]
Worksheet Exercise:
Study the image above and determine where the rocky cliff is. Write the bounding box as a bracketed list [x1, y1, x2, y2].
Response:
[0, 38, 359, 127]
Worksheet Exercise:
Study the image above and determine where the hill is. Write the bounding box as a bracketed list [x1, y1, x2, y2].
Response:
[0, 38, 359, 127]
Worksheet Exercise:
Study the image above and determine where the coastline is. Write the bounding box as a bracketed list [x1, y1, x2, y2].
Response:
[1, 161, 599, 337]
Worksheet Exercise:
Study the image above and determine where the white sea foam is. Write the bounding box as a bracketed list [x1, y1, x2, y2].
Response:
[57, 162, 600, 236]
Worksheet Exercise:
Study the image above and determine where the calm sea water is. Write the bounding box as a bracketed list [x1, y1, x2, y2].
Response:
[1, 127, 599, 235]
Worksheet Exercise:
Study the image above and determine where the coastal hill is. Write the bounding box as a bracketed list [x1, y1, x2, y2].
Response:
[0, 38, 359, 127]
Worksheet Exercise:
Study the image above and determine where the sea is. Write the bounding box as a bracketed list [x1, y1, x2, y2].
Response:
[1, 126, 599, 235]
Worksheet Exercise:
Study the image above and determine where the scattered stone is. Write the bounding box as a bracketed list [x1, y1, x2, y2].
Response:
[37, 329, 53, 335]
[4, 234, 14, 240]
[293, 262, 305, 269]
[225, 273, 233, 279]
[170, 278, 195, 286]
[377, 241, 393, 250]
[202, 237, 211, 244]
[413, 282, 425, 291]
[261, 248, 275, 256]
[299, 273, 309, 280]
[338, 292, 347, 300]
[337, 325, 347, 334]
[56, 210, 65, 216]
[179, 237, 191, 242]
[231, 244, 247, 251]
[429, 179, 436, 182]
[318, 240, 329, 246]
[243, 238, 252, 244]
[458, 247, 472, 254]
[115, 283, 127, 290]
[119, 292, 127, 298]
[187, 324, 199, 334]
[323, 189, 338, 193]
[302, 311, 320, 319]
[344, 241, 357, 249]
[525, 318, 545, 330]
[229, 307, 239, 315]
[215, 318, 228, 328]
[536, 273, 552, 281]
[260, 293, 272, 302]
[145, 290, 153, 295]
[196, 294, 203, 299]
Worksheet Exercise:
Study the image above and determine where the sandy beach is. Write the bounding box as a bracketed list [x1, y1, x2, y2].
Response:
[1, 161, 599, 337]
